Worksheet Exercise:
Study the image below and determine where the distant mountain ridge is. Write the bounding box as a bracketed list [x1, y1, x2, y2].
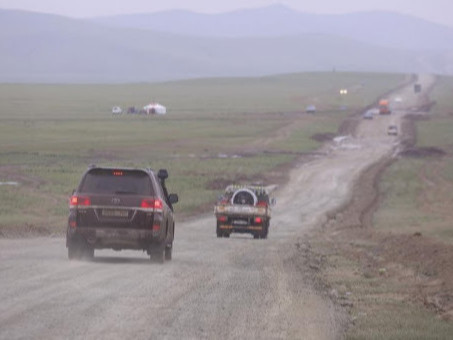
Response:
[90, 4, 453, 51]
[0, 8, 452, 83]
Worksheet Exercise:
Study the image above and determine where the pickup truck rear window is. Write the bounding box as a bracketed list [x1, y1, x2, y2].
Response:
[79, 169, 153, 195]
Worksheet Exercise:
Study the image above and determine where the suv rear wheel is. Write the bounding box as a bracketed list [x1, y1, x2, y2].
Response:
[165, 243, 173, 260]
[68, 242, 94, 260]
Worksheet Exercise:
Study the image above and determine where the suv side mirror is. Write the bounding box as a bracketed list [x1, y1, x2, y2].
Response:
[168, 193, 178, 204]
[158, 169, 168, 180]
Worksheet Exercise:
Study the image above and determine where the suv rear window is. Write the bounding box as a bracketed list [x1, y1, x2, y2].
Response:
[79, 169, 153, 195]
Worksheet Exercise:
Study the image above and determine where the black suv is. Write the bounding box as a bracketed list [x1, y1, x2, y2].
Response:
[66, 166, 178, 263]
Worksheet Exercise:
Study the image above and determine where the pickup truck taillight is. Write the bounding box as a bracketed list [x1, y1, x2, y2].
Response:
[254, 217, 263, 224]
[141, 198, 163, 210]
[256, 201, 268, 207]
[69, 195, 91, 207]
[217, 216, 228, 222]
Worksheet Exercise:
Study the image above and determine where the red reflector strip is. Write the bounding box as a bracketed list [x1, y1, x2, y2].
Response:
[113, 170, 123, 176]
[152, 225, 160, 231]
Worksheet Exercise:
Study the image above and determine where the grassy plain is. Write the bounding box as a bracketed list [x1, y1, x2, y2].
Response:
[0, 72, 405, 235]
[326, 254, 453, 340]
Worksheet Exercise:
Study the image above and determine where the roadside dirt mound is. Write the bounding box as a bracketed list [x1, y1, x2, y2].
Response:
[418, 100, 437, 112]
[338, 117, 360, 136]
[400, 146, 446, 158]
[311, 132, 336, 143]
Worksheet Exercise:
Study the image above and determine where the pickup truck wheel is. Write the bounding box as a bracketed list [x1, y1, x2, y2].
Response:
[84, 246, 95, 260]
[253, 234, 260, 239]
[149, 246, 165, 264]
[261, 224, 269, 239]
[224, 233, 230, 238]
[165, 244, 172, 261]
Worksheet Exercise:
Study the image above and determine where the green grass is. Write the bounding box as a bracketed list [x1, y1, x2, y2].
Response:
[416, 118, 453, 148]
[374, 159, 441, 234]
[348, 299, 453, 340]
[0, 72, 405, 233]
[315, 240, 453, 340]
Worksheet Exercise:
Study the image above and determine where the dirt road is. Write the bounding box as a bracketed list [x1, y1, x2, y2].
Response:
[0, 75, 435, 340]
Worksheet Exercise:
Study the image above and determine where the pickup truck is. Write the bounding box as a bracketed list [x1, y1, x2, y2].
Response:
[214, 185, 275, 239]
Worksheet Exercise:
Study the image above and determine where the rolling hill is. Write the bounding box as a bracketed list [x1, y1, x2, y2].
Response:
[0, 8, 451, 83]
[91, 4, 453, 51]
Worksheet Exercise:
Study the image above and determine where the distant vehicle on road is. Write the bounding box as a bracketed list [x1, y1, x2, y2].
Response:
[394, 96, 403, 103]
[363, 110, 374, 119]
[379, 99, 391, 115]
[214, 185, 275, 239]
[305, 105, 316, 114]
[66, 166, 178, 263]
[387, 125, 398, 136]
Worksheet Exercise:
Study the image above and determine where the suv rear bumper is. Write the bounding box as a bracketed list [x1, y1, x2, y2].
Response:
[67, 226, 164, 251]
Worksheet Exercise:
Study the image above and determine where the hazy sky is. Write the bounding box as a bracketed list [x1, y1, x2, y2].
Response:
[1, 0, 453, 27]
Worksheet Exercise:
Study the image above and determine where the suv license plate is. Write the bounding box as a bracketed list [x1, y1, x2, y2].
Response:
[102, 209, 129, 218]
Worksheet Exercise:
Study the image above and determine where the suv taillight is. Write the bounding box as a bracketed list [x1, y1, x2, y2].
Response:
[69, 195, 91, 207]
[141, 198, 163, 210]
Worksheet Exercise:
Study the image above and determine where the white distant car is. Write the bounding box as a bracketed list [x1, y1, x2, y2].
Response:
[387, 125, 398, 136]
[112, 106, 123, 115]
